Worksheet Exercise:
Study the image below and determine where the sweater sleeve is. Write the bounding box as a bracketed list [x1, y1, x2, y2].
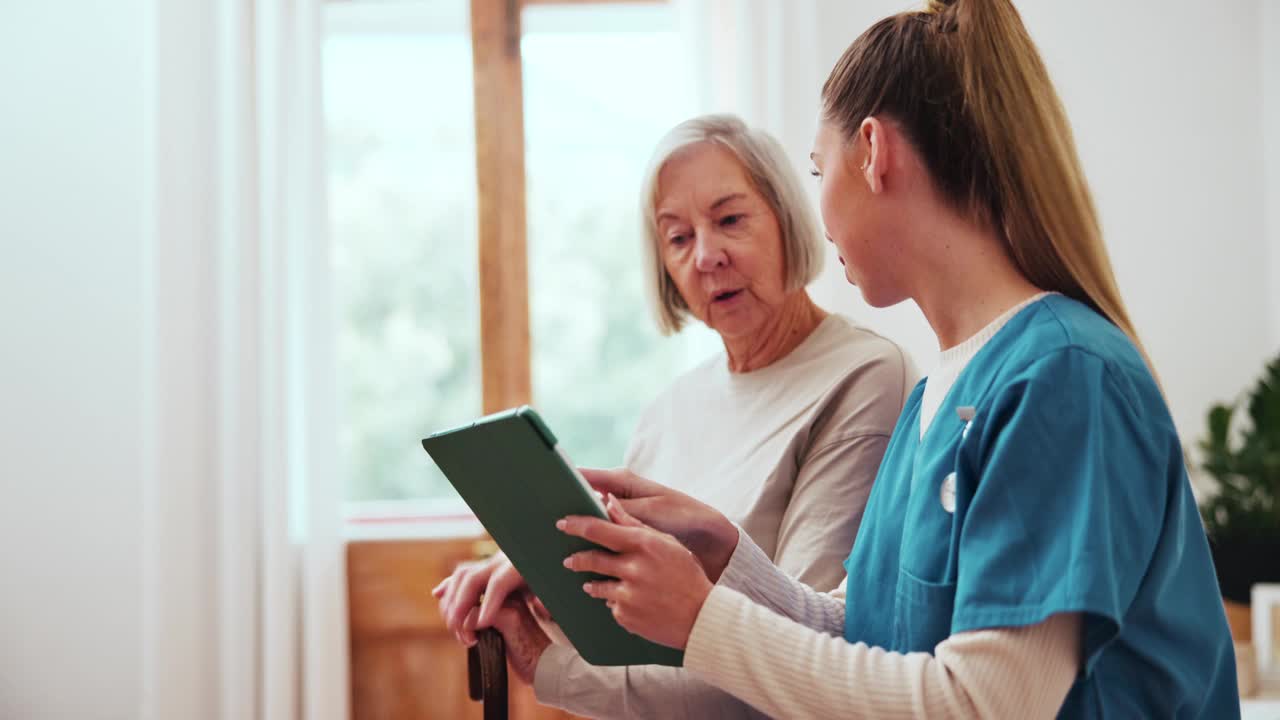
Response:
[532, 645, 772, 720]
[684, 585, 1081, 720]
[716, 525, 846, 633]
[771, 433, 888, 590]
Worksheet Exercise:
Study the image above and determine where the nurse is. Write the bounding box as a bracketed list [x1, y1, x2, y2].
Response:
[483, 0, 1240, 716]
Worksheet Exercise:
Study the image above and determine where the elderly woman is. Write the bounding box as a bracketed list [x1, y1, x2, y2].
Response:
[434, 114, 915, 718]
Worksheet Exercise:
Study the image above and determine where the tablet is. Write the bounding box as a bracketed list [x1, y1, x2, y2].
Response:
[421, 405, 684, 667]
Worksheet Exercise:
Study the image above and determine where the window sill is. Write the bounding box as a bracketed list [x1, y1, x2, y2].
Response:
[344, 499, 484, 541]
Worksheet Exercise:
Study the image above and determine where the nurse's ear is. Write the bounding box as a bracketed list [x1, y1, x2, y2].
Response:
[854, 116, 891, 195]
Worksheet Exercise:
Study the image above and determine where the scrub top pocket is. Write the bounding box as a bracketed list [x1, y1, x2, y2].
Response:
[893, 567, 957, 652]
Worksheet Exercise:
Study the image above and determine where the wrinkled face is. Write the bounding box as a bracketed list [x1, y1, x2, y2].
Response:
[654, 142, 789, 339]
[809, 119, 908, 308]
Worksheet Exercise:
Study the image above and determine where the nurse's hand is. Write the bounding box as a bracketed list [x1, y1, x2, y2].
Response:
[580, 468, 738, 582]
[559, 494, 713, 650]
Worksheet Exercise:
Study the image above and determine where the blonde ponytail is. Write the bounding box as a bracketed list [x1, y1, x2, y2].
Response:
[823, 0, 1158, 378]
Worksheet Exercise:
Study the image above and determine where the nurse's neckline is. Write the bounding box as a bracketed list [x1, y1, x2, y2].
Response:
[916, 292, 1056, 441]
[937, 291, 1056, 367]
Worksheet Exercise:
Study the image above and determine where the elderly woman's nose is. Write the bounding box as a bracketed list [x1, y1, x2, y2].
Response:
[694, 231, 729, 271]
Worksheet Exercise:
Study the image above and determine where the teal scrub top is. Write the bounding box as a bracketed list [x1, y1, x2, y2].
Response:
[843, 295, 1238, 718]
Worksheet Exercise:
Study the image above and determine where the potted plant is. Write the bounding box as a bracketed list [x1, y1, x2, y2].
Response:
[1199, 352, 1280, 640]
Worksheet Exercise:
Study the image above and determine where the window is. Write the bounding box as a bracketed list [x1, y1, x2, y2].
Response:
[325, 0, 716, 511]
[523, 4, 718, 470]
[325, 2, 480, 504]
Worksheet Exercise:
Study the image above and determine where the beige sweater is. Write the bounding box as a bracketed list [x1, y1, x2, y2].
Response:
[534, 314, 916, 719]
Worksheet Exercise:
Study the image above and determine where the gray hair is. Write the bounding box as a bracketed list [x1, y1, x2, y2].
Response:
[639, 114, 824, 335]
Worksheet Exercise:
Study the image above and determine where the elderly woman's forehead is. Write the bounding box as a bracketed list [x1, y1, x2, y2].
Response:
[656, 145, 757, 205]
[663, 141, 746, 174]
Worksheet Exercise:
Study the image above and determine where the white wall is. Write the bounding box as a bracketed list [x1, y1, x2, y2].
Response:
[1265, 0, 1280, 352]
[795, 0, 1278, 445]
[0, 3, 149, 719]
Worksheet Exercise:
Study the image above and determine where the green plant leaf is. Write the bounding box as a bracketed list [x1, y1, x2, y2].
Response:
[1198, 351, 1280, 548]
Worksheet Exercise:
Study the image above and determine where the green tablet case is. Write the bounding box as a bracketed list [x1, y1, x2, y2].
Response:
[421, 406, 685, 667]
